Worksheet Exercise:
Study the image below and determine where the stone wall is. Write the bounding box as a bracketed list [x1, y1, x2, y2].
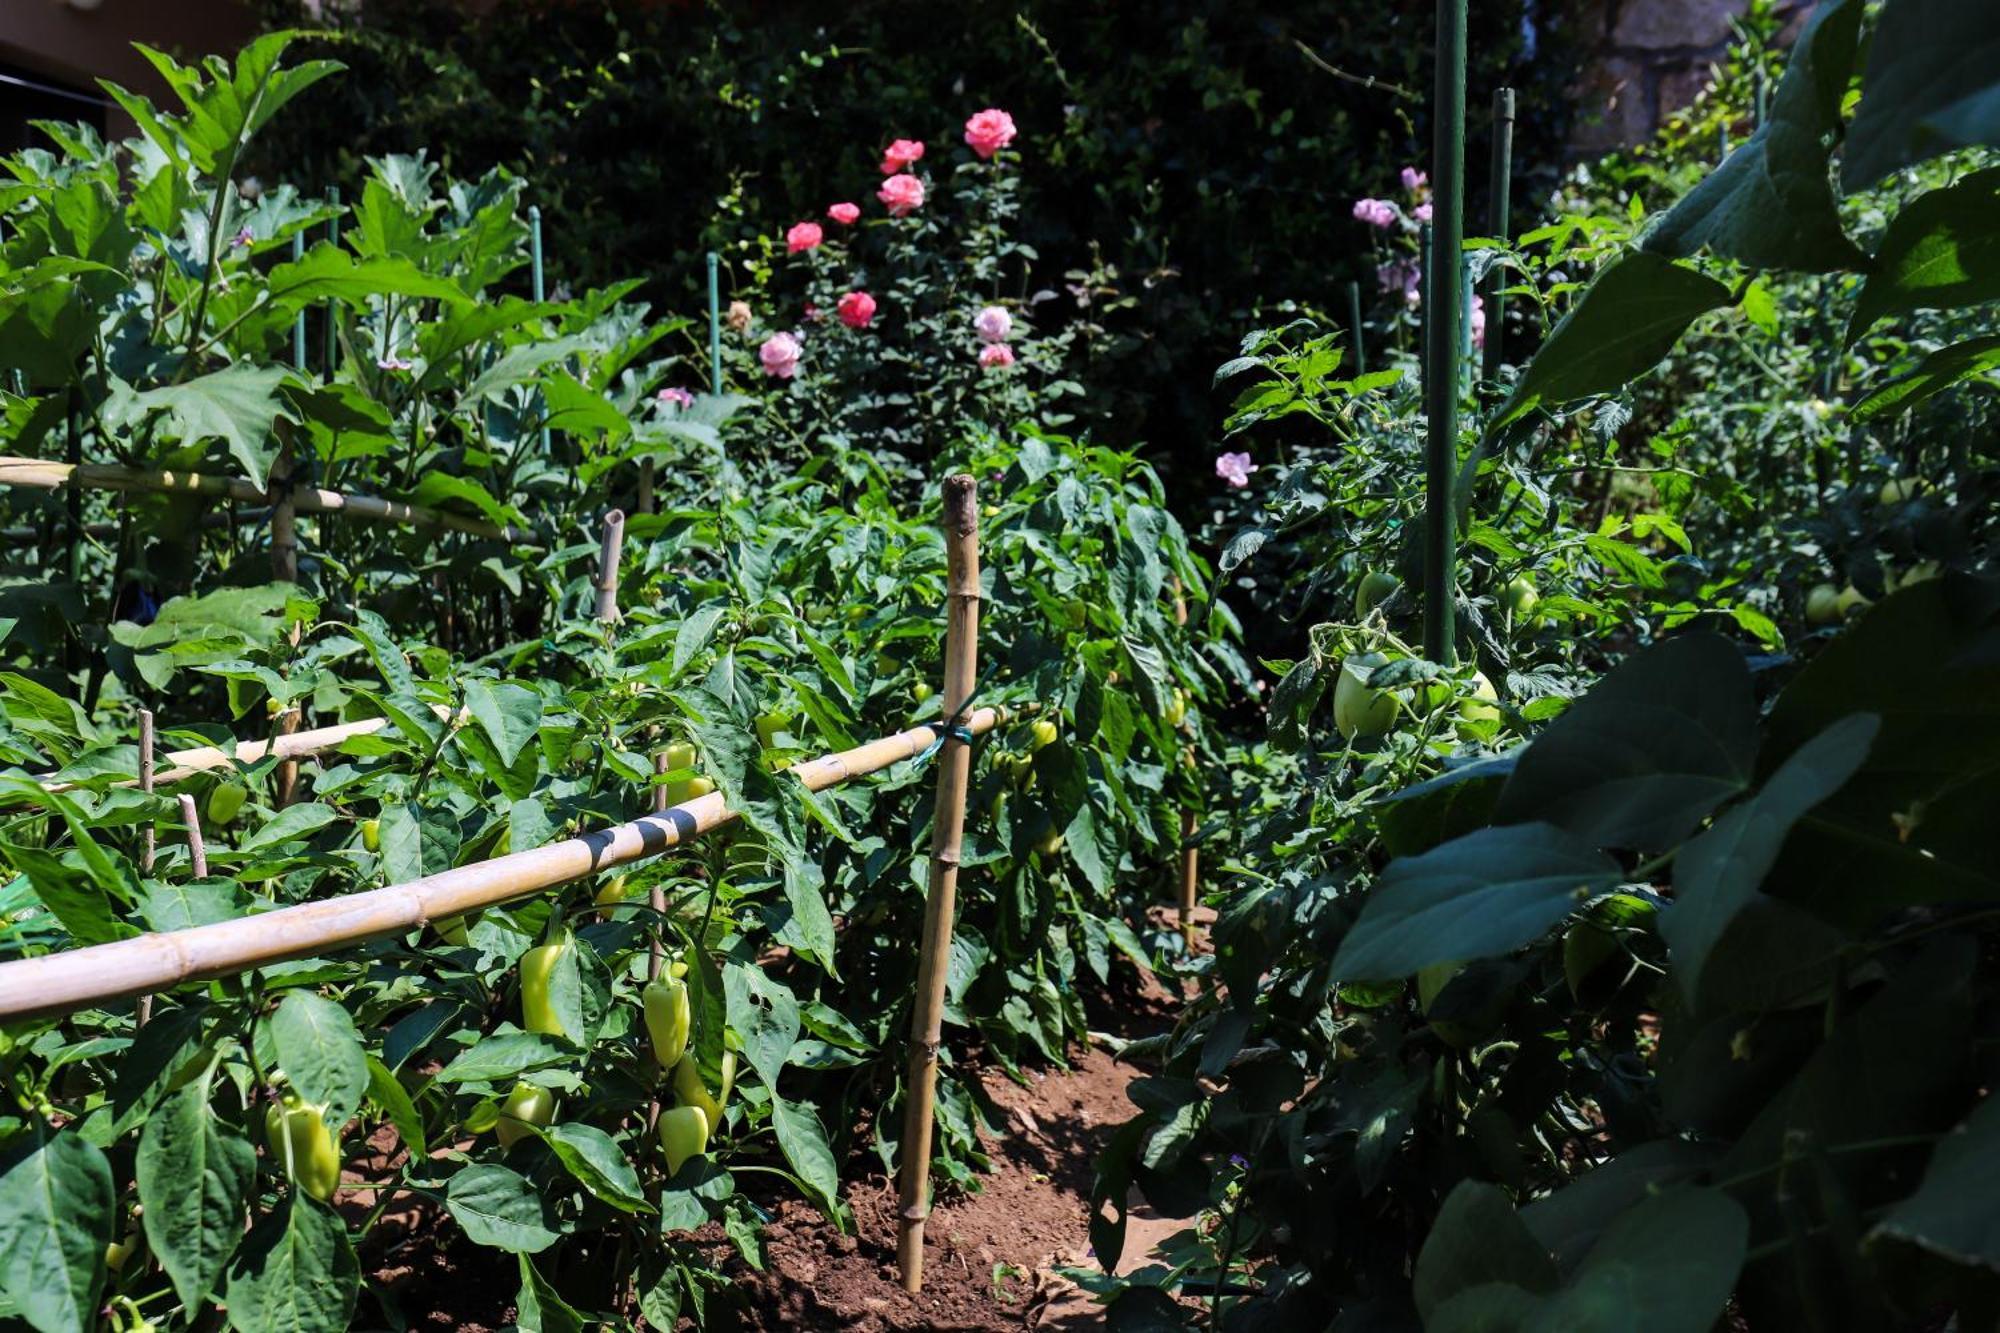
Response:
[1565, 0, 1811, 154]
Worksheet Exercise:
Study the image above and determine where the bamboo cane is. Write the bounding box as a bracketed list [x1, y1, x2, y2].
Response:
[595, 508, 625, 623]
[270, 441, 303, 807]
[0, 706, 1007, 1022]
[0, 457, 533, 543]
[178, 794, 208, 879]
[136, 708, 156, 1028]
[1179, 809, 1200, 951]
[30, 713, 408, 799]
[896, 475, 982, 1293]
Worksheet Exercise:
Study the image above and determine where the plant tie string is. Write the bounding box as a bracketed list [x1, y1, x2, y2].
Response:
[904, 669, 996, 771]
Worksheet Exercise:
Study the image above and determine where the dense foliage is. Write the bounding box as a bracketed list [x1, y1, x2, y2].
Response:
[1091, 0, 2000, 1328]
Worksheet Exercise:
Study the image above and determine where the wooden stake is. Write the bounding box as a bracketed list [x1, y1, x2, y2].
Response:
[0, 707, 1007, 1022]
[178, 794, 208, 879]
[1179, 809, 1200, 951]
[896, 475, 982, 1293]
[637, 460, 656, 516]
[270, 439, 302, 807]
[595, 509, 626, 623]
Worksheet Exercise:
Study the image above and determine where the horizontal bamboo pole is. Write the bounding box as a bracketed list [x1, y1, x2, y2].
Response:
[0, 707, 1007, 1022]
[0, 457, 532, 543]
[34, 714, 400, 797]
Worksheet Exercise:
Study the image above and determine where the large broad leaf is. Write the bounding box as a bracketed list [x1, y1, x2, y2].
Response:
[1414, 1181, 1558, 1322]
[445, 1165, 561, 1254]
[539, 1124, 647, 1213]
[0, 1130, 114, 1333]
[1520, 1140, 1718, 1276]
[1643, 0, 1866, 272]
[1866, 1094, 2000, 1270]
[138, 1081, 256, 1310]
[1842, 0, 2000, 191]
[1660, 713, 1878, 1001]
[1330, 823, 1622, 980]
[1852, 333, 2000, 421]
[223, 1197, 358, 1333]
[116, 365, 296, 490]
[515, 1253, 588, 1333]
[1849, 168, 2000, 341]
[769, 1096, 843, 1222]
[268, 991, 369, 1127]
[1491, 252, 1732, 430]
[264, 244, 468, 311]
[461, 678, 542, 770]
[723, 962, 799, 1093]
[1495, 634, 1757, 851]
[1536, 1189, 1748, 1331]
[1759, 577, 2000, 923]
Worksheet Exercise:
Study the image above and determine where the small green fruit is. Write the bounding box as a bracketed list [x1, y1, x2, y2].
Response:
[1501, 575, 1540, 620]
[1354, 570, 1400, 618]
[657, 1103, 710, 1176]
[1332, 653, 1399, 742]
[496, 1082, 556, 1148]
[1804, 582, 1842, 626]
[1835, 584, 1871, 619]
[360, 818, 381, 853]
[206, 782, 248, 827]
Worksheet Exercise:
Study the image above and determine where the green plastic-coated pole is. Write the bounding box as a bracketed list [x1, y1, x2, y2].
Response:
[292, 231, 307, 370]
[1483, 87, 1515, 382]
[707, 251, 722, 395]
[1347, 280, 1366, 374]
[1423, 0, 1466, 668]
[322, 187, 339, 379]
[1418, 222, 1433, 400]
[530, 206, 549, 453]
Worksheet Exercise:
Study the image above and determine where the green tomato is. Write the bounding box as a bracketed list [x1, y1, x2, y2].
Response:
[1333, 653, 1399, 742]
[1804, 582, 1842, 626]
[1835, 584, 1871, 620]
[496, 1082, 556, 1149]
[1455, 671, 1501, 738]
[913, 681, 934, 704]
[206, 781, 248, 827]
[1501, 575, 1540, 620]
[1354, 569, 1400, 618]
[1878, 477, 1930, 506]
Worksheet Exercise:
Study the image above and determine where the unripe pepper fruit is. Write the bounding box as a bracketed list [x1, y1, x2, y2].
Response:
[657, 1104, 710, 1176]
[520, 934, 572, 1037]
[643, 976, 691, 1070]
[265, 1096, 341, 1201]
[497, 1082, 556, 1148]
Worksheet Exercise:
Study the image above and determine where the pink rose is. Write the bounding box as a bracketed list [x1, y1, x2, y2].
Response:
[726, 300, 752, 332]
[758, 332, 802, 379]
[786, 221, 823, 254]
[1401, 166, 1428, 193]
[979, 342, 1015, 370]
[1216, 452, 1257, 489]
[1414, 202, 1433, 223]
[1351, 198, 1397, 229]
[827, 201, 860, 225]
[878, 173, 926, 217]
[836, 291, 876, 329]
[1470, 295, 1486, 349]
[880, 139, 925, 174]
[1378, 259, 1422, 306]
[963, 108, 1018, 160]
[973, 305, 1012, 344]
[656, 387, 694, 408]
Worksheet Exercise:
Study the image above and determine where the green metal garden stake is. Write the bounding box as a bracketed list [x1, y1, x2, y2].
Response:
[1423, 0, 1466, 668]
[1483, 87, 1515, 382]
[1347, 280, 1365, 374]
[531, 206, 550, 453]
[707, 251, 722, 395]
[292, 231, 307, 371]
[322, 187, 340, 379]
[1418, 222, 1433, 400]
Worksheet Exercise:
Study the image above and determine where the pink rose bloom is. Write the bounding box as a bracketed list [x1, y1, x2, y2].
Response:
[963, 108, 1018, 160]
[827, 201, 860, 225]
[1351, 198, 1397, 229]
[979, 342, 1016, 370]
[758, 332, 802, 379]
[1414, 202, 1433, 223]
[836, 291, 877, 329]
[1216, 452, 1257, 489]
[1401, 166, 1428, 193]
[973, 305, 1012, 344]
[656, 387, 694, 408]
[1470, 295, 1487, 349]
[1378, 259, 1423, 306]
[878, 173, 925, 217]
[786, 221, 823, 253]
[880, 138, 925, 174]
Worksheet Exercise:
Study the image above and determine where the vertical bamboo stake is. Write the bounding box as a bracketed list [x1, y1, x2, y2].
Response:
[269, 440, 301, 807]
[137, 708, 157, 1028]
[1179, 809, 1199, 951]
[1483, 87, 1516, 382]
[595, 509, 626, 623]
[896, 475, 981, 1294]
[178, 795, 209, 879]
[531, 205, 551, 457]
[1424, 0, 1466, 669]
[322, 188, 340, 380]
[1347, 279, 1366, 374]
[707, 252, 723, 395]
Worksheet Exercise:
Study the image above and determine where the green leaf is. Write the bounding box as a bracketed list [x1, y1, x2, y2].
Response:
[462, 678, 542, 770]
[445, 1165, 561, 1254]
[223, 1196, 358, 1333]
[365, 1056, 426, 1160]
[234, 801, 338, 854]
[1495, 634, 1756, 852]
[1842, 0, 2000, 191]
[515, 1253, 588, 1333]
[138, 1082, 256, 1310]
[140, 877, 251, 933]
[1867, 1094, 2000, 1270]
[1414, 1181, 1557, 1322]
[1660, 714, 1878, 1001]
[539, 1124, 647, 1213]
[1642, 0, 1865, 272]
[435, 1032, 574, 1084]
[1849, 168, 2000, 341]
[0, 1130, 114, 1333]
[1536, 1189, 1748, 1332]
[723, 963, 799, 1093]
[268, 991, 369, 1127]
[116, 365, 296, 490]
[1330, 823, 1622, 980]
[1492, 252, 1732, 430]
[1851, 333, 2000, 421]
[770, 1095, 843, 1221]
[264, 243, 467, 311]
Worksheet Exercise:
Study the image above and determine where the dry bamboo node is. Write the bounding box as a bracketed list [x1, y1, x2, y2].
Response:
[0, 707, 1007, 1023]
[896, 473, 982, 1294]
[1179, 808, 1200, 950]
[595, 508, 626, 623]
